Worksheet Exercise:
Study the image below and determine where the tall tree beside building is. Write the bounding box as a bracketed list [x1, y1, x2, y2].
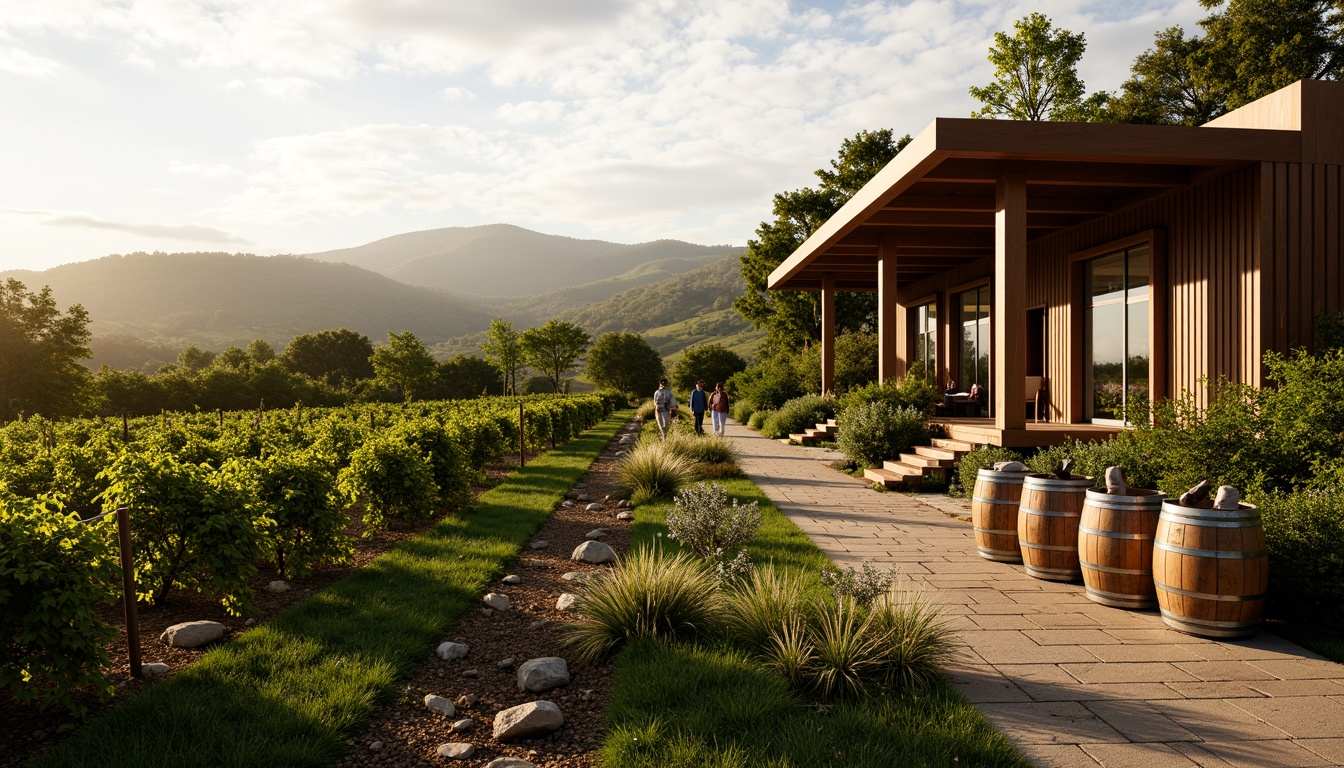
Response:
[481, 318, 524, 395]
[1199, 0, 1344, 110]
[519, 320, 590, 394]
[968, 13, 1090, 121]
[0, 279, 92, 421]
[736, 130, 907, 355]
[1109, 27, 1229, 125]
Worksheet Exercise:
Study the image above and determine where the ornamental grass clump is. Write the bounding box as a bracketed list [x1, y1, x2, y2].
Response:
[868, 592, 961, 689]
[722, 562, 811, 651]
[556, 548, 723, 663]
[666, 481, 761, 581]
[616, 440, 695, 504]
[806, 597, 884, 700]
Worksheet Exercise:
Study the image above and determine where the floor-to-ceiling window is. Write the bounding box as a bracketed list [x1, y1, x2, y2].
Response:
[1084, 245, 1150, 423]
[913, 301, 937, 379]
[959, 286, 990, 396]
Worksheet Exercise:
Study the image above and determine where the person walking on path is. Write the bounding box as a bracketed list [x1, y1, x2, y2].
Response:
[653, 378, 677, 439]
[709, 382, 729, 437]
[689, 380, 708, 434]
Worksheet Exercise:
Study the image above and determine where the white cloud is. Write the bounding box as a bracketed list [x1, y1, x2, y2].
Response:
[169, 161, 243, 179]
[0, 46, 62, 77]
[440, 86, 476, 101]
[494, 100, 566, 124]
[254, 76, 318, 97]
[35, 211, 250, 244]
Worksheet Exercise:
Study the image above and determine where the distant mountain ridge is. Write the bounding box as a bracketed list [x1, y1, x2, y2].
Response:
[1, 252, 492, 350]
[303, 223, 740, 300]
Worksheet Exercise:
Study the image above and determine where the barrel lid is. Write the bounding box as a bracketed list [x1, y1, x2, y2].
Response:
[977, 467, 1031, 478]
[1160, 499, 1260, 520]
[1084, 487, 1166, 503]
[1024, 473, 1096, 489]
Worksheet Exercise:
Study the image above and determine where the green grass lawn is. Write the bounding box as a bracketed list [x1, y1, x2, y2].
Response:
[599, 473, 1031, 768]
[32, 411, 630, 768]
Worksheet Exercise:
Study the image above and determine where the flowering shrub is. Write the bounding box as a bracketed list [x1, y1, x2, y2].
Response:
[666, 482, 761, 581]
[819, 559, 899, 606]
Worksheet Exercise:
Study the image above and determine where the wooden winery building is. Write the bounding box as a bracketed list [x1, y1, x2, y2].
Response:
[769, 79, 1344, 447]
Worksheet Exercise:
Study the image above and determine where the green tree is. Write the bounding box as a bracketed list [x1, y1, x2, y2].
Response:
[481, 319, 524, 395]
[433, 354, 502, 400]
[371, 331, 437, 402]
[215, 346, 250, 370]
[736, 130, 906, 354]
[1110, 27, 1229, 125]
[178, 344, 215, 372]
[671, 344, 747, 392]
[0, 279, 92, 421]
[969, 13, 1089, 121]
[586, 332, 664, 398]
[246, 338, 276, 364]
[1198, 0, 1344, 109]
[520, 320, 590, 394]
[281, 329, 375, 387]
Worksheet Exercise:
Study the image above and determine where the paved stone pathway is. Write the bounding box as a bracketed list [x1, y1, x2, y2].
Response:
[726, 420, 1344, 768]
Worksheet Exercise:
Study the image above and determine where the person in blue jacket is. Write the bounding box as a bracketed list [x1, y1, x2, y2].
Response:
[689, 380, 708, 434]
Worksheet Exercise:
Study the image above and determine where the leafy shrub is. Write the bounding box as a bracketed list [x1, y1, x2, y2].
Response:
[337, 435, 438, 533]
[99, 450, 265, 613]
[760, 395, 835, 440]
[729, 400, 754, 424]
[666, 482, 761, 580]
[0, 490, 120, 715]
[557, 548, 723, 663]
[950, 446, 1024, 497]
[728, 358, 805, 412]
[1258, 487, 1344, 625]
[395, 420, 471, 507]
[819, 559, 899, 605]
[747, 410, 771, 430]
[837, 376, 940, 416]
[835, 402, 926, 468]
[723, 563, 811, 652]
[616, 440, 695, 504]
[235, 451, 350, 579]
[1024, 436, 1155, 489]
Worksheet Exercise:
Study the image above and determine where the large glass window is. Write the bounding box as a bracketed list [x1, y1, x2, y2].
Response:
[1084, 245, 1150, 423]
[958, 286, 990, 391]
[913, 302, 937, 379]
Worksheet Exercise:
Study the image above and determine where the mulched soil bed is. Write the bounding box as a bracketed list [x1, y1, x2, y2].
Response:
[333, 427, 635, 768]
[1, 454, 540, 768]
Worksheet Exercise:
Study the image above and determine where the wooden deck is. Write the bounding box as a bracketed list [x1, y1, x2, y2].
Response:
[929, 418, 1123, 448]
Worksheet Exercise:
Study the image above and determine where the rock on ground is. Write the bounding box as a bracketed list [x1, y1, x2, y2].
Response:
[436, 641, 469, 661]
[267, 580, 291, 592]
[585, 503, 603, 512]
[484, 758, 535, 768]
[502, 574, 521, 584]
[482, 593, 511, 611]
[555, 593, 578, 611]
[616, 511, 634, 521]
[529, 540, 549, 550]
[492, 700, 564, 740]
[517, 657, 571, 693]
[424, 694, 456, 717]
[159, 621, 225, 648]
[571, 540, 617, 564]
[585, 528, 607, 540]
[141, 663, 171, 677]
[437, 742, 475, 759]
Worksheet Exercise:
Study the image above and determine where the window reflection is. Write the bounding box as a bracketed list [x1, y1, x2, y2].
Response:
[1085, 245, 1150, 423]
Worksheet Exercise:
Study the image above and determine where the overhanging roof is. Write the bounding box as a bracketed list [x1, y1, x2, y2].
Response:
[768, 117, 1303, 291]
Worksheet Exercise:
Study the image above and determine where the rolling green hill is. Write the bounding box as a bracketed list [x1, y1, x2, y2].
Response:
[2, 252, 493, 352]
[304, 223, 739, 301]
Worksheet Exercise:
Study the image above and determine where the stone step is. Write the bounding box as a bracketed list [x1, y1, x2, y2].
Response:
[930, 437, 977, 453]
[880, 461, 925, 477]
[864, 467, 909, 489]
[826, 419, 837, 428]
[914, 444, 960, 461]
[898, 452, 952, 468]
[788, 433, 818, 445]
[813, 422, 838, 434]
[804, 427, 834, 439]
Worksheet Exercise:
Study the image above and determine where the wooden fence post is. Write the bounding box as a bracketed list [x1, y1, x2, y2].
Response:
[116, 507, 142, 678]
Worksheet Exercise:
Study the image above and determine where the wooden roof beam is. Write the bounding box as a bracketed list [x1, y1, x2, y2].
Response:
[884, 194, 1113, 215]
[922, 158, 1192, 187]
[862, 210, 1086, 228]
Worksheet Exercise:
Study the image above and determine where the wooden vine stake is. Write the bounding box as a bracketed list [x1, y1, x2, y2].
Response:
[116, 507, 142, 678]
[518, 401, 526, 468]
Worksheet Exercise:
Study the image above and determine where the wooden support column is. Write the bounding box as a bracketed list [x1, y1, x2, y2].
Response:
[878, 238, 903, 383]
[995, 173, 1027, 431]
[821, 273, 836, 395]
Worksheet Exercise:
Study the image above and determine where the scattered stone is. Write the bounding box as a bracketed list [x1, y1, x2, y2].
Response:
[462, 669, 479, 678]
[560, 571, 587, 582]
[615, 451, 626, 458]
[579, 689, 594, 701]
[501, 574, 521, 584]
[480, 608, 495, 617]
[437, 641, 469, 661]
[1214, 485, 1240, 510]
[482, 593, 511, 611]
[604, 494, 613, 502]
[529, 540, 549, 550]
[528, 620, 549, 630]
[492, 700, 565, 740]
[585, 528, 608, 540]
[267, 580, 291, 593]
[451, 718, 474, 733]
[369, 741, 383, 752]
[517, 657, 571, 693]
[555, 593, 578, 611]
[424, 694, 456, 717]
[142, 662, 171, 677]
[244, 618, 257, 627]
[571, 541, 617, 564]
[562, 500, 577, 508]
[585, 503, 603, 512]
[159, 620, 226, 648]
[437, 742, 475, 759]
[526, 558, 544, 567]
[616, 511, 634, 521]
[484, 758, 535, 768]
[1105, 466, 1128, 495]
[455, 693, 479, 708]
[576, 495, 590, 503]
[617, 499, 629, 508]
[498, 658, 515, 668]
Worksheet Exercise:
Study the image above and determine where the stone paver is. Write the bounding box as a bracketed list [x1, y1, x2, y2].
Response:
[726, 420, 1344, 768]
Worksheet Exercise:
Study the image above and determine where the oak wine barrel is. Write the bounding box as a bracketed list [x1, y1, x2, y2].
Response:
[1153, 500, 1267, 638]
[1079, 488, 1166, 609]
[1018, 474, 1094, 582]
[971, 468, 1029, 562]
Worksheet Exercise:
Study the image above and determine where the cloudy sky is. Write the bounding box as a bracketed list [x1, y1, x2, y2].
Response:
[1, 0, 1208, 271]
